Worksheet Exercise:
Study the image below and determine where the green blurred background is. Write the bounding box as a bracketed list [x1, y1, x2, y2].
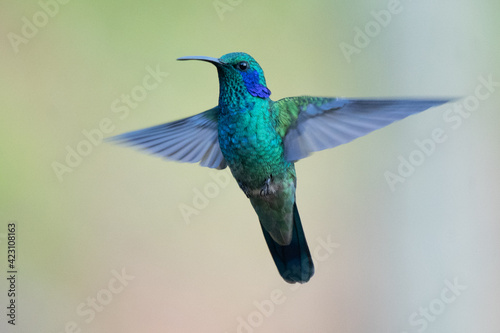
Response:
[1, 0, 499, 332]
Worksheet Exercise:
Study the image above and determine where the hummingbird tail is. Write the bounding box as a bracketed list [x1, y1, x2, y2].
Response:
[260, 202, 314, 283]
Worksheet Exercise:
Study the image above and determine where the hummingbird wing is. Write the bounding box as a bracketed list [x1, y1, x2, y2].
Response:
[108, 107, 227, 169]
[273, 97, 451, 162]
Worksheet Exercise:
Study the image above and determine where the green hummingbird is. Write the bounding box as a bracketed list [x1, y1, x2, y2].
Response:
[110, 52, 450, 283]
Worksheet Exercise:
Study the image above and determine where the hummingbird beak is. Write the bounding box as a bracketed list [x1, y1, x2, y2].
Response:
[177, 56, 223, 65]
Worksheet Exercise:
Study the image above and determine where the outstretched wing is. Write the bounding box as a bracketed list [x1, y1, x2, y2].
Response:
[273, 97, 451, 162]
[108, 107, 227, 169]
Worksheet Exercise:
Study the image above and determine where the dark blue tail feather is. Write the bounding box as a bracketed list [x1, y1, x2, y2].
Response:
[260, 202, 314, 283]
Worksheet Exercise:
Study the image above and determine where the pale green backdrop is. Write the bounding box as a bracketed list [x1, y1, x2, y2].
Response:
[1, 0, 499, 332]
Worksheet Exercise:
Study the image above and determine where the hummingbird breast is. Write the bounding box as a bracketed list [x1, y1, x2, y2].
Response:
[218, 99, 289, 189]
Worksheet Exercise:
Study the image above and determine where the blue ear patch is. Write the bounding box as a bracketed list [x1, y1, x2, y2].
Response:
[241, 70, 271, 98]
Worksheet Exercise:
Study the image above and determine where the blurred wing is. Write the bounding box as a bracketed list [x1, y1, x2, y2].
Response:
[108, 107, 227, 169]
[273, 97, 451, 162]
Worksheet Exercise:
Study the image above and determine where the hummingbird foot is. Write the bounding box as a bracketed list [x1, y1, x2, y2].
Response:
[259, 175, 274, 196]
[238, 175, 276, 198]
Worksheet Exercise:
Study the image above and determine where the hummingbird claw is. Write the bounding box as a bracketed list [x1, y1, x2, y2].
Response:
[259, 175, 274, 196]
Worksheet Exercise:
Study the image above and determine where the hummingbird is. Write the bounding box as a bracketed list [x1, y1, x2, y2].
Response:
[110, 52, 450, 284]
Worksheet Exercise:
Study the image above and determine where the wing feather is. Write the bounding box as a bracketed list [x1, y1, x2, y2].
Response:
[108, 107, 227, 169]
[273, 97, 452, 162]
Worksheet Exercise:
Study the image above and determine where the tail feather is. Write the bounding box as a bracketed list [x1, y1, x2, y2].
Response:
[260, 202, 314, 283]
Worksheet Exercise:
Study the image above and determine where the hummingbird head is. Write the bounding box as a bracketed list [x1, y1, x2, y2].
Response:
[178, 52, 271, 106]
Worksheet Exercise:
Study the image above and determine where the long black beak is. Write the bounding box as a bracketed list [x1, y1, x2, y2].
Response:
[177, 56, 223, 65]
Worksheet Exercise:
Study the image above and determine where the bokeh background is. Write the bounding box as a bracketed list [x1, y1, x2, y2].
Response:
[1, 0, 499, 332]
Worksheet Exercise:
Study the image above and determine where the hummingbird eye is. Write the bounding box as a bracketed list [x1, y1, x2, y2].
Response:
[234, 61, 249, 71]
